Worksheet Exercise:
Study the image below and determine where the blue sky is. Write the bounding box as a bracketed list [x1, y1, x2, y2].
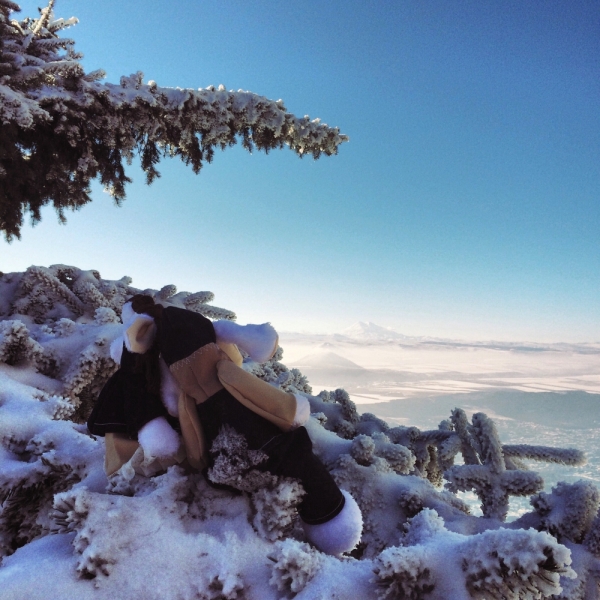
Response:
[3, 1, 599, 341]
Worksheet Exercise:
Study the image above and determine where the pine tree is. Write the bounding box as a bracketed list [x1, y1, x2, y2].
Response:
[0, 1, 348, 241]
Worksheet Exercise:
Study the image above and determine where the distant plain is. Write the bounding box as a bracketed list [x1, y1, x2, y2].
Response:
[280, 323, 600, 518]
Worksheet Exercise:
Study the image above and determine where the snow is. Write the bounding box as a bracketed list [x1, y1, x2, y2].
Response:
[0, 266, 599, 599]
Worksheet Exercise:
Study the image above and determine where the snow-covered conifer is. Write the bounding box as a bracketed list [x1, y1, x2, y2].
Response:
[503, 444, 586, 467]
[245, 346, 312, 394]
[251, 478, 306, 542]
[373, 545, 435, 599]
[460, 527, 576, 599]
[584, 512, 600, 557]
[0, 2, 348, 241]
[207, 425, 269, 489]
[349, 432, 415, 475]
[374, 509, 576, 600]
[530, 480, 600, 544]
[205, 425, 306, 541]
[0, 319, 44, 364]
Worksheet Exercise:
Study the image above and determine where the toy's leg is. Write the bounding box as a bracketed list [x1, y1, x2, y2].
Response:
[104, 433, 139, 476]
[262, 426, 363, 556]
[213, 320, 278, 363]
[178, 391, 208, 471]
[192, 387, 362, 555]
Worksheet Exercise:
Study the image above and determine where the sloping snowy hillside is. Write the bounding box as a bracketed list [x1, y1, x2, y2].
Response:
[1, 265, 599, 599]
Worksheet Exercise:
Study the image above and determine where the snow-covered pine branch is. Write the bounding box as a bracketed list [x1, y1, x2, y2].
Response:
[444, 409, 547, 520]
[0, 1, 348, 240]
[373, 509, 577, 599]
[503, 444, 586, 467]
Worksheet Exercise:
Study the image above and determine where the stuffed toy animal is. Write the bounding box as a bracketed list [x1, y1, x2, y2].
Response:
[88, 295, 362, 556]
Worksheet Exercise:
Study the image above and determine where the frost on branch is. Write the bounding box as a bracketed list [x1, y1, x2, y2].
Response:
[388, 426, 459, 486]
[269, 538, 324, 594]
[350, 432, 415, 475]
[9, 265, 125, 320]
[50, 469, 190, 580]
[0, 1, 348, 240]
[0, 264, 238, 423]
[584, 511, 600, 559]
[529, 480, 600, 544]
[251, 477, 305, 542]
[373, 545, 435, 599]
[327, 450, 469, 559]
[0, 318, 55, 374]
[347, 418, 460, 488]
[521, 481, 600, 600]
[245, 345, 312, 394]
[207, 425, 305, 542]
[445, 410, 544, 520]
[307, 388, 360, 439]
[207, 425, 269, 489]
[503, 444, 586, 469]
[461, 528, 576, 599]
[0, 450, 81, 556]
[307, 392, 416, 475]
[373, 509, 576, 600]
[62, 333, 119, 423]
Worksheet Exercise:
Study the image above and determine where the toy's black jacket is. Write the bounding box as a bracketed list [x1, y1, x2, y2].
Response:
[87, 346, 175, 437]
[88, 306, 215, 437]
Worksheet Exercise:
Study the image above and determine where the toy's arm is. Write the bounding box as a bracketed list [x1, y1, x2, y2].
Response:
[110, 336, 124, 364]
[215, 340, 243, 367]
[216, 359, 310, 431]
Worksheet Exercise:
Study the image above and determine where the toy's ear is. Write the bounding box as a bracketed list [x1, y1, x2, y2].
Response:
[124, 314, 157, 354]
[121, 301, 136, 325]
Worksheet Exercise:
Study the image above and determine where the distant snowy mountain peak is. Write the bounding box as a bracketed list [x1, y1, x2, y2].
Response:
[341, 321, 412, 341]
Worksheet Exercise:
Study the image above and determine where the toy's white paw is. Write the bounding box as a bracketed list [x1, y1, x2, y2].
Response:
[214, 320, 279, 363]
[138, 416, 180, 459]
[302, 490, 363, 556]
